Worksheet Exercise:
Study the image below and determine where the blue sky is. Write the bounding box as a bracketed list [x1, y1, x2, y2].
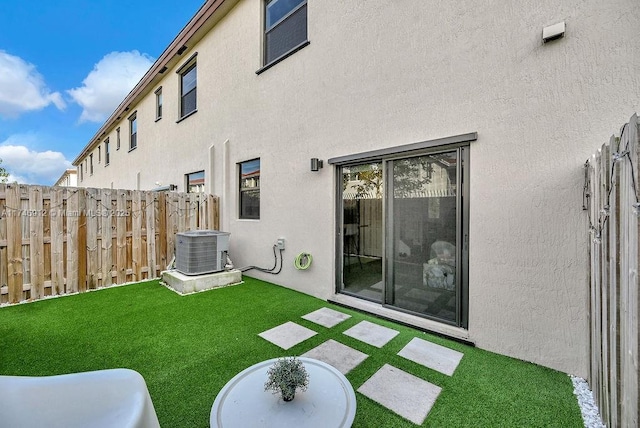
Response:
[0, 0, 205, 185]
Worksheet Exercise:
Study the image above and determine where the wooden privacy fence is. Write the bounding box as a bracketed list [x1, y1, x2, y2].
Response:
[585, 113, 639, 428]
[0, 184, 219, 304]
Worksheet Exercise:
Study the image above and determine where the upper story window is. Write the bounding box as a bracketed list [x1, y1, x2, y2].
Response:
[79, 164, 83, 182]
[180, 62, 197, 118]
[98, 145, 101, 163]
[239, 159, 260, 220]
[105, 138, 110, 165]
[89, 153, 94, 175]
[264, 0, 308, 66]
[186, 170, 205, 193]
[129, 113, 137, 151]
[155, 87, 163, 120]
[116, 127, 121, 150]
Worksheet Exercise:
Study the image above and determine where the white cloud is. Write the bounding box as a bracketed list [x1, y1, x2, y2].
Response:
[67, 51, 154, 123]
[0, 135, 72, 185]
[0, 51, 65, 118]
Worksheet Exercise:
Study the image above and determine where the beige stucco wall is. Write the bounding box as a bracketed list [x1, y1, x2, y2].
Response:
[77, 0, 640, 377]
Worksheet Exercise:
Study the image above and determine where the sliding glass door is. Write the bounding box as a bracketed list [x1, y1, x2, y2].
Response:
[386, 149, 466, 325]
[338, 146, 469, 327]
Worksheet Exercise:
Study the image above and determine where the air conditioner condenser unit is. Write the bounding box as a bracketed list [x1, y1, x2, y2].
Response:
[175, 230, 230, 275]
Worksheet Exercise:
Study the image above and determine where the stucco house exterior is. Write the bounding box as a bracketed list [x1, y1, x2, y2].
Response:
[72, 0, 640, 377]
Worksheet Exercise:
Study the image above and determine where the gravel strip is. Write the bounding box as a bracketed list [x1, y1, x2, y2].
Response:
[571, 375, 606, 428]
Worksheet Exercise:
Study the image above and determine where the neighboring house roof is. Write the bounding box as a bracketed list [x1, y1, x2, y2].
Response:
[72, 0, 236, 166]
[54, 169, 78, 187]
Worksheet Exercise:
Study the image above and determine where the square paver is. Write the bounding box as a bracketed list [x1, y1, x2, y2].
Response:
[258, 322, 317, 350]
[343, 320, 399, 348]
[302, 339, 368, 374]
[398, 337, 464, 376]
[302, 307, 351, 328]
[358, 364, 441, 425]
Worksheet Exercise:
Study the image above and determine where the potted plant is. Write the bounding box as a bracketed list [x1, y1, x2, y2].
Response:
[264, 357, 310, 402]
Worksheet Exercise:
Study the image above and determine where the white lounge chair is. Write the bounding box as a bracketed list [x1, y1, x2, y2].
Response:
[0, 368, 160, 428]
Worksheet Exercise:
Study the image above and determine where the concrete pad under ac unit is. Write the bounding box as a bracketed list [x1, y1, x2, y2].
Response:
[161, 269, 242, 295]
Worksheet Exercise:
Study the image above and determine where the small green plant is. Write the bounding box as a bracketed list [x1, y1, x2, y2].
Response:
[264, 357, 310, 402]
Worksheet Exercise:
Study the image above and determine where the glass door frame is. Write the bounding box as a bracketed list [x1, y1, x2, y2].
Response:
[330, 132, 476, 329]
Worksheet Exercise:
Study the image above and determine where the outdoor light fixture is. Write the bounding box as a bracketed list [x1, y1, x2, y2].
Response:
[310, 158, 323, 171]
[542, 21, 565, 43]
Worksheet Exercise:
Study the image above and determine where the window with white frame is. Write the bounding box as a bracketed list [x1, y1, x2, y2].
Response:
[105, 138, 110, 165]
[264, 0, 308, 65]
[239, 159, 260, 219]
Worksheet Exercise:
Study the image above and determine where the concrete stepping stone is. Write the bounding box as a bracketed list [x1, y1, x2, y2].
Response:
[343, 320, 399, 348]
[301, 339, 368, 374]
[258, 322, 317, 350]
[358, 364, 441, 425]
[398, 337, 463, 376]
[302, 307, 351, 328]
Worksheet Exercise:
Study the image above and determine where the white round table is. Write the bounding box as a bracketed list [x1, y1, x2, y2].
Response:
[210, 357, 356, 427]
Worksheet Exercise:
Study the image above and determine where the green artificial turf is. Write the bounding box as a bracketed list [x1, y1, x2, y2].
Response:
[0, 278, 583, 427]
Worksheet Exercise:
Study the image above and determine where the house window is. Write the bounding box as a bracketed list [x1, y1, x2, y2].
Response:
[186, 170, 205, 193]
[116, 127, 121, 150]
[129, 113, 137, 151]
[264, 0, 308, 65]
[98, 145, 101, 163]
[180, 63, 197, 118]
[155, 87, 163, 120]
[79, 164, 83, 182]
[239, 159, 260, 219]
[89, 153, 94, 175]
[105, 139, 110, 165]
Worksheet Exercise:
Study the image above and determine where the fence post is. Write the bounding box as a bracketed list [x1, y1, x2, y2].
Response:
[132, 191, 143, 281]
[85, 188, 99, 290]
[28, 186, 45, 299]
[101, 188, 113, 287]
[6, 184, 23, 303]
[619, 114, 639, 427]
[49, 187, 65, 295]
[607, 134, 621, 428]
[146, 191, 157, 278]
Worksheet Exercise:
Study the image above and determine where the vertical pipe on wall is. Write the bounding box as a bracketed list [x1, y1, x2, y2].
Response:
[222, 139, 230, 232]
[208, 144, 215, 196]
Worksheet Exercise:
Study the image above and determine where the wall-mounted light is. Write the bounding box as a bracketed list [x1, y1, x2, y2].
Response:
[542, 21, 565, 43]
[310, 158, 324, 171]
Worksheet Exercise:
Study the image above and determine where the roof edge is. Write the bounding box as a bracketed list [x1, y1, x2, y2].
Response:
[73, 0, 228, 165]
